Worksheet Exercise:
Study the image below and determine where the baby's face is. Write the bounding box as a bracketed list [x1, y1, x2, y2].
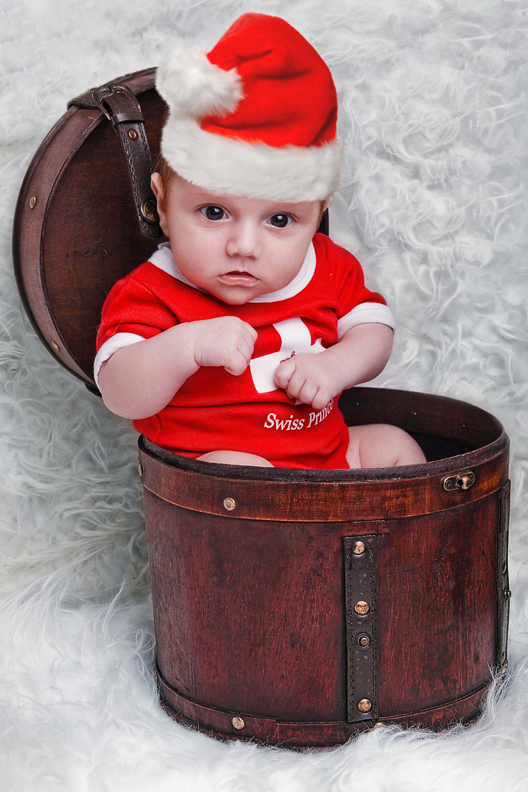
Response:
[151, 173, 324, 305]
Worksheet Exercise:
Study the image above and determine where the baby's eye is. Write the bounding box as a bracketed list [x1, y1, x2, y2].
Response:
[200, 205, 227, 221]
[268, 213, 293, 228]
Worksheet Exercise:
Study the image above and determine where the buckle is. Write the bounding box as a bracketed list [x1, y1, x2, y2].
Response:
[92, 83, 144, 126]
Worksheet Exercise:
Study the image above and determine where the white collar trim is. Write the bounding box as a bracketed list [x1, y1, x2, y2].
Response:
[148, 242, 316, 303]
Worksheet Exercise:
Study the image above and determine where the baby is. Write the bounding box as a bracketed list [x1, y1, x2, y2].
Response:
[95, 13, 426, 470]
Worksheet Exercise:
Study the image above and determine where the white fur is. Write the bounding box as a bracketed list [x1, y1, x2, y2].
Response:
[156, 46, 243, 119]
[161, 116, 344, 200]
[1, 0, 528, 789]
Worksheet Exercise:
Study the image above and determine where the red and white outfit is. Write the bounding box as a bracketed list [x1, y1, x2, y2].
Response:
[95, 233, 394, 469]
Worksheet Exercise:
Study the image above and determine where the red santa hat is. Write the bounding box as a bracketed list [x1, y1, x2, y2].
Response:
[156, 13, 343, 201]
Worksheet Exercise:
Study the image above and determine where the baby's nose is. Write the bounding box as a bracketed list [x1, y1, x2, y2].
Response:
[226, 221, 261, 258]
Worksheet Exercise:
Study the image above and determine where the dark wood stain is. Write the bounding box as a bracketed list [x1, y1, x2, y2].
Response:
[140, 390, 510, 746]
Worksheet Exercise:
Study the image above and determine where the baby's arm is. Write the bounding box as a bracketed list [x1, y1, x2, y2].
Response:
[274, 323, 393, 411]
[98, 317, 257, 419]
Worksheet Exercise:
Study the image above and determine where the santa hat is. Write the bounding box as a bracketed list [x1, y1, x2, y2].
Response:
[156, 13, 343, 201]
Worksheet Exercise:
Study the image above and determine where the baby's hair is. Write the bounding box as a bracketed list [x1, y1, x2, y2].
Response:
[154, 153, 176, 188]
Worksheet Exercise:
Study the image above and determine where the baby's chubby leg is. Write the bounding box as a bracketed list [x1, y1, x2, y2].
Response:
[197, 450, 274, 467]
[346, 424, 426, 469]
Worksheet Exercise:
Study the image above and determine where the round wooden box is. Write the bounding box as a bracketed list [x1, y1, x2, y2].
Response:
[139, 386, 510, 748]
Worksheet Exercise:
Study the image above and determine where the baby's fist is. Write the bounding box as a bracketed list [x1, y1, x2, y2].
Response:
[274, 352, 344, 411]
[192, 317, 257, 376]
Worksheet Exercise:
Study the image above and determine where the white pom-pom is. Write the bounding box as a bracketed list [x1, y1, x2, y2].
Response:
[156, 47, 243, 119]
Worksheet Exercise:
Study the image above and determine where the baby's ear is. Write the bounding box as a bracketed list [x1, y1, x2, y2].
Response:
[151, 172, 163, 202]
[151, 173, 168, 236]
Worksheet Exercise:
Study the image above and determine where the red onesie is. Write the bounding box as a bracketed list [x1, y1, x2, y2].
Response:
[95, 233, 394, 469]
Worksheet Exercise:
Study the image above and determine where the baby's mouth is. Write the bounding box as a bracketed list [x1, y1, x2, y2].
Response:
[219, 271, 258, 286]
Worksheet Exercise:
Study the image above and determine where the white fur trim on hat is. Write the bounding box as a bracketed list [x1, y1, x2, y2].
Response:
[160, 117, 343, 201]
[156, 47, 243, 119]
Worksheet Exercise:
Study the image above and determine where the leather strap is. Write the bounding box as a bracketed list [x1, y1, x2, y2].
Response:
[343, 534, 379, 723]
[69, 82, 163, 239]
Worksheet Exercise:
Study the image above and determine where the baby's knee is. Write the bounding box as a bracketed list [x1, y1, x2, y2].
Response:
[386, 426, 427, 466]
[197, 450, 274, 467]
[347, 424, 426, 469]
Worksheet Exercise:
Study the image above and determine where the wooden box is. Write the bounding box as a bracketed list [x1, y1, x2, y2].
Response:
[140, 386, 509, 747]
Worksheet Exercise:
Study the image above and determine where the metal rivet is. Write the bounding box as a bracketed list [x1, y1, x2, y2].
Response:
[223, 497, 236, 512]
[353, 541, 366, 555]
[354, 600, 370, 615]
[138, 463, 143, 478]
[358, 699, 372, 713]
[29, 195, 37, 209]
[231, 716, 245, 730]
[356, 633, 371, 649]
[504, 589, 511, 599]
[51, 340, 60, 351]
[373, 722, 386, 729]
[142, 199, 159, 223]
[128, 129, 138, 139]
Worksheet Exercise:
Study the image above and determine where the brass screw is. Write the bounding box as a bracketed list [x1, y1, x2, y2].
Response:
[358, 699, 372, 713]
[51, 340, 60, 351]
[231, 716, 245, 730]
[354, 600, 370, 615]
[373, 722, 386, 730]
[223, 497, 236, 511]
[128, 129, 138, 139]
[353, 541, 366, 555]
[138, 463, 143, 478]
[29, 195, 37, 209]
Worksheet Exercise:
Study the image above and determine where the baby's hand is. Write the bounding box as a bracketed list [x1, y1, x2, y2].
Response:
[191, 317, 257, 376]
[274, 351, 347, 411]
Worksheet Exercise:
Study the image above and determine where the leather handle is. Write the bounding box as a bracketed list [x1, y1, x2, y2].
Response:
[69, 82, 163, 240]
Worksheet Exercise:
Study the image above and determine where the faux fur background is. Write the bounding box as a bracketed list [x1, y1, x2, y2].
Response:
[1, 0, 527, 789]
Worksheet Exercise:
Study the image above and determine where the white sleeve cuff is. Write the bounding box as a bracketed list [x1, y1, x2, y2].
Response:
[337, 303, 395, 340]
[93, 333, 146, 388]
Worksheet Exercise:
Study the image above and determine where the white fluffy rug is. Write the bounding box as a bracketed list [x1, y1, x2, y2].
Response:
[2, 0, 528, 789]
